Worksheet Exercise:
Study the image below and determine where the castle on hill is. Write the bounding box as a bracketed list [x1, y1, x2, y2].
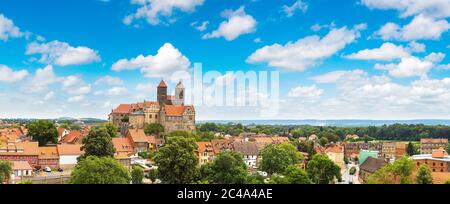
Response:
[109, 80, 196, 134]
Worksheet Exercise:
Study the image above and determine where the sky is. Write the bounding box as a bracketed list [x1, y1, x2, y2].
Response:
[0, 0, 449, 120]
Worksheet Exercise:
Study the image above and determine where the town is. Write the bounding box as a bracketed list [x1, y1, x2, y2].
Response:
[0, 81, 449, 184]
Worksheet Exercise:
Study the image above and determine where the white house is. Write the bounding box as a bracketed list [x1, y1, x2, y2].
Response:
[233, 141, 259, 169]
[57, 144, 83, 168]
[10, 161, 33, 184]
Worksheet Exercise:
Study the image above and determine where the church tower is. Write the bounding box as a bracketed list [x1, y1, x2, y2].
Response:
[157, 80, 167, 106]
[174, 81, 185, 105]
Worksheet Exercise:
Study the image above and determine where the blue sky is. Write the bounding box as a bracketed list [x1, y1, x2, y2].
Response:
[0, 0, 449, 120]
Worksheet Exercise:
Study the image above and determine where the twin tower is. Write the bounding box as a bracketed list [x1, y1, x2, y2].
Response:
[157, 80, 185, 106]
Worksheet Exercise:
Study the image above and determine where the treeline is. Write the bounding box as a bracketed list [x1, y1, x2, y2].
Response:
[197, 123, 450, 142]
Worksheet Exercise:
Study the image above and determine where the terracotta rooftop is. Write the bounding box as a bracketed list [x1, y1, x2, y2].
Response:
[127, 128, 148, 143]
[38, 146, 59, 159]
[62, 131, 82, 144]
[164, 105, 194, 116]
[57, 144, 83, 155]
[158, 80, 167, 88]
[12, 161, 33, 170]
[112, 137, 134, 153]
[420, 138, 448, 143]
[360, 157, 387, 173]
[326, 144, 344, 154]
[112, 101, 160, 114]
[0, 141, 39, 156]
[196, 142, 214, 154]
[432, 147, 449, 158]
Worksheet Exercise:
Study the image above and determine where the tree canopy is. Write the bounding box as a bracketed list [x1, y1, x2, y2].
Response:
[259, 143, 301, 175]
[131, 166, 144, 184]
[0, 160, 12, 184]
[200, 151, 248, 184]
[69, 156, 130, 184]
[367, 156, 415, 184]
[154, 136, 198, 184]
[81, 126, 116, 158]
[416, 164, 433, 184]
[307, 154, 342, 184]
[144, 123, 164, 136]
[27, 120, 58, 146]
[102, 123, 118, 138]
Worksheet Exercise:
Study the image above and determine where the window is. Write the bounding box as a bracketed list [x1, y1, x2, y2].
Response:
[149, 115, 152, 119]
[433, 169, 436, 172]
[441, 163, 443, 166]
[433, 162, 436, 166]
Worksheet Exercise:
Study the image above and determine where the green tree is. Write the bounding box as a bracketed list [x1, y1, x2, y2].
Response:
[0, 160, 12, 184]
[445, 179, 450, 184]
[81, 126, 116, 158]
[144, 123, 164, 136]
[27, 120, 58, 146]
[319, 137, 329, 146]
[131, 166, 144, 184]
[266, 174, 289, 184]
[446, 143, 450, 155]
[259, 143, 300, 175]
[407, 142, 416, 156]
[416, 164, 433, 184]
[147, 169, 158, 183]
[307, 154, 342, 184]
[283, 165, 312, 184]
[154, 136, 198, 184]
[246, 173, 265, 184]
[103, 123, 118, 138]
[201, 151, 248, 184]
[367, 156, 414, 184]
[69, 156, 130, 184]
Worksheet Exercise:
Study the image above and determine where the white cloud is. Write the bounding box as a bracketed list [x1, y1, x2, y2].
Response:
[374, 56, 433, 78]
[283, 0, 308, 17]
[136, 83, 154, 92]
[375, 15, 450, 41]
[62, 75, 91, 95]
[112, 42, 190, 78]
[203, 6, 257, 41]
[0, 14, 23, 41]
[247, 24, 366, 71]
[254, 37, 261, 43]
[310, 22, 336, 32]
[68, 95, 85, 103]
[288, 85, 323, 98]
[407, 41, 426, 53]
[25, 40, 101, 66]
[124, 0, 205, 25]
[0, 65, 29, 83]
[107, 86, 128, 96]
[424, 52, 445, 63]
[361, 0, 450, 18]
[44, 91, 55, 101]
[191, 21, 209, 31]
[345, 42, 410, 61]
[25, 65, 61, 93]
[95, 75, 124, 86]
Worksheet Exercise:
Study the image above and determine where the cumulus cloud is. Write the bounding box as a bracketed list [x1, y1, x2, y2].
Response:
[95, 75, 124, 86]
[0, 14, 23, 41]
[123, 0, 205, 26]
[107, 87, 128, 96]
[344, 42, 411, 61]
[62, 75, 92, 95]
[24, 65, 61, 93]
[203, 6, 257, 41]
[374, 15, 450, 41]
[247, 24, 366, 71]
[112, 43, 190, 78]
[282, 0, 308, 17]
[361, 0, 450, 18]
[0, 65, 29, 83]
[288, 85, 323, 98]
[25, 40, 101, 66]
[68, 95, 85, 103]
[374, 56, 433, 78]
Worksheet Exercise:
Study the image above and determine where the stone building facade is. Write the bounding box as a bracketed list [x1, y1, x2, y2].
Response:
[109, 80, 195, 134]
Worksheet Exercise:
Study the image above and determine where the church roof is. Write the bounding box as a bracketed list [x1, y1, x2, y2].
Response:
[176, 82, 184, 89]
[164, 105, 194, 116]
[158, 80, 167, 88]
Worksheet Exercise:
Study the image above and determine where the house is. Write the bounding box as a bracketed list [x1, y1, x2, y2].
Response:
[211, 139, 234, 154]
[233, 141, 259, 169]
[325, 144, 345, 171]
[196, 142, 215, 166]
[57, 128, 69, 142]
[412, 147, 450, 173]
[381, 142, 396, 159]
[395, 143, 407, 159]
[308, 134, 318, 141]
[126, 128, 150, 153]
[420, 138, 448, 154]
[60, 131, 83, 144]
[359, 157, 387, 182]
[57, 144, 83, 169]
[112, 137, 135, 168]
[359, 150, 379, 164]
[345, 134, 359, 140]
[147, 135, 165, 150]
[37, 146, 59, 169]
[10, 161, 33, 184]
[0, 141, 39, 168]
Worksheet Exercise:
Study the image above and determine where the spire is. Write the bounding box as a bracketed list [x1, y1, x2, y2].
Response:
[176, 81, 184, 89]
[158, 80, 167, 88]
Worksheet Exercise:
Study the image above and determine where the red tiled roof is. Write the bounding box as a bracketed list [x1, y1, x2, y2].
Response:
[62, 131, 81, 144]
[176, 82, 184, 89]
[127, 128, 148, 143]
[196, 142, 214, 154]
[432, 147, 448, 158]
[112, 137, 134, 153]
[112, 101, 159, 114]
[12, 161, 33, 170]
[164, 105, 194, 116]
[38, 146, 59, 159]
[420, 138, 448, 143]
[158, 80, 167, 88]
[57, 144, 83, 155]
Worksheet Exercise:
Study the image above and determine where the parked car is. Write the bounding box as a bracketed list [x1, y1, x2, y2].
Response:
[57, 168, 64, 172]
[44, 166, 51, 172]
